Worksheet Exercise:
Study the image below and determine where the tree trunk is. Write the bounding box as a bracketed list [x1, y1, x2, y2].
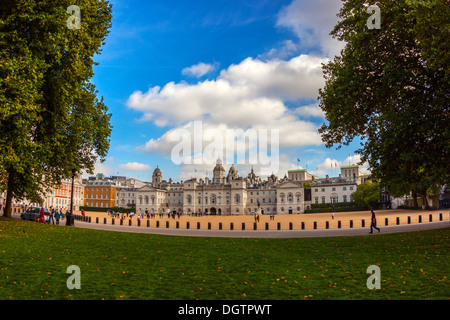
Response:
[412, 190, 418, 209]
[3, 169, 16, 218]
[421, 189, 429, 210]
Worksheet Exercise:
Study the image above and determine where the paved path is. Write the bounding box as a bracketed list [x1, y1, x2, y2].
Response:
[12, 210, 450, 238]
[72, 219, 450, 238]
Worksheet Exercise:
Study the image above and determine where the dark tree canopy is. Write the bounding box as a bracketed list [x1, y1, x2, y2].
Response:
[318, 0, 449, 206]
[0, 0, 112, 216]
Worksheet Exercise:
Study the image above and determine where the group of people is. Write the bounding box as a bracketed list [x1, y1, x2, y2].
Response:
[40, 206, 71, 225]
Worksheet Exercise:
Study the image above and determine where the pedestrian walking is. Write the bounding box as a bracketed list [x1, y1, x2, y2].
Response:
[369, 209, 380, 234]
[55, 209, 61, 225]
[39, 207, 46, 224]
[49, 207, 55, 225]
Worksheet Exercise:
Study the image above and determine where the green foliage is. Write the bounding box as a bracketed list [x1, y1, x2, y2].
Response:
[351, 180, 381, 209]
[318, 0, 449, 202]
[0, 1, 112, 215]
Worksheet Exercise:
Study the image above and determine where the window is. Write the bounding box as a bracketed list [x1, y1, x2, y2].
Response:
[235, 194, 240, 203]
[332, 187, 336, 191]
[321, 196, 326, 204]
[315, 197, 319, 204]
[288, 193, 293, 202]
[343, 195, 347, 202]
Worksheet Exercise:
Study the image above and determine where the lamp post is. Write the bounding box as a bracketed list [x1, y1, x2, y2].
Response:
[67, 168, 76, 226]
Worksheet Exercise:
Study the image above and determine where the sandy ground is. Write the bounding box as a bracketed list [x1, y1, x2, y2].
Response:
[77, 209, 450, 231]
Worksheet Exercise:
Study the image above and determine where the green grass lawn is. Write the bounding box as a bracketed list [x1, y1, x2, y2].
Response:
[0, 217, 448, 300]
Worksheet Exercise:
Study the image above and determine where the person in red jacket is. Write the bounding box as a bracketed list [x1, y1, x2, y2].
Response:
[39, 207, 46, 224]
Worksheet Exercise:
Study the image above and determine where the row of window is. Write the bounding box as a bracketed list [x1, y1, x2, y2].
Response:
[314, 195, 353, 204]
[314, 186, 354, 192]
[85, 194, 111, 200]
[85, 187, 111, 191]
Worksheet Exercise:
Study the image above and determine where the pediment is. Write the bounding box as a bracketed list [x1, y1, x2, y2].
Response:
[137, 184, 159, 192]
[277, 181, 303, 189]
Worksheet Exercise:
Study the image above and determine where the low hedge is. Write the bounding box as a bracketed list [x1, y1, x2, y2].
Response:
[79, 206, 134, 213]
[304, 206, 368, 214]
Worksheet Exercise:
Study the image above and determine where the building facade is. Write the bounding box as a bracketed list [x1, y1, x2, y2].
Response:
[135, 160, 369, 215]
[83, 181, 117, 208]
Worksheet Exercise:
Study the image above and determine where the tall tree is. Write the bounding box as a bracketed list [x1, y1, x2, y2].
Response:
[0, 0, 112, 217]
[318, 0, 449, 206]
[352, 180, 381, 209]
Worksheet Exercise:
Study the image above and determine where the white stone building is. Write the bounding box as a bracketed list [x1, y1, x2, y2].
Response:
[135, 160, 370, 215]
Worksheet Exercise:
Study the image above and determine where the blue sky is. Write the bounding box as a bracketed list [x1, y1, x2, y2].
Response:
[89, 0, 367, 182]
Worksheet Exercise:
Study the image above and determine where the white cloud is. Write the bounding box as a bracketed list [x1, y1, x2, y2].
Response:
[82, 156, 115, 178]
[182, 62, 217, 78]
[314, 155, 371, 177]
[276, 0, 345, 58]
[295, 103, 325, 118]
[118, 162, 152, 171]
[126, 0, 351, 177]
[127, 54, 328, 128]
[129, 53, 327, 170]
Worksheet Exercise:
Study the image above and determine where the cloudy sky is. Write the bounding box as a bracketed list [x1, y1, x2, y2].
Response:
[90, 0, 368, 182]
